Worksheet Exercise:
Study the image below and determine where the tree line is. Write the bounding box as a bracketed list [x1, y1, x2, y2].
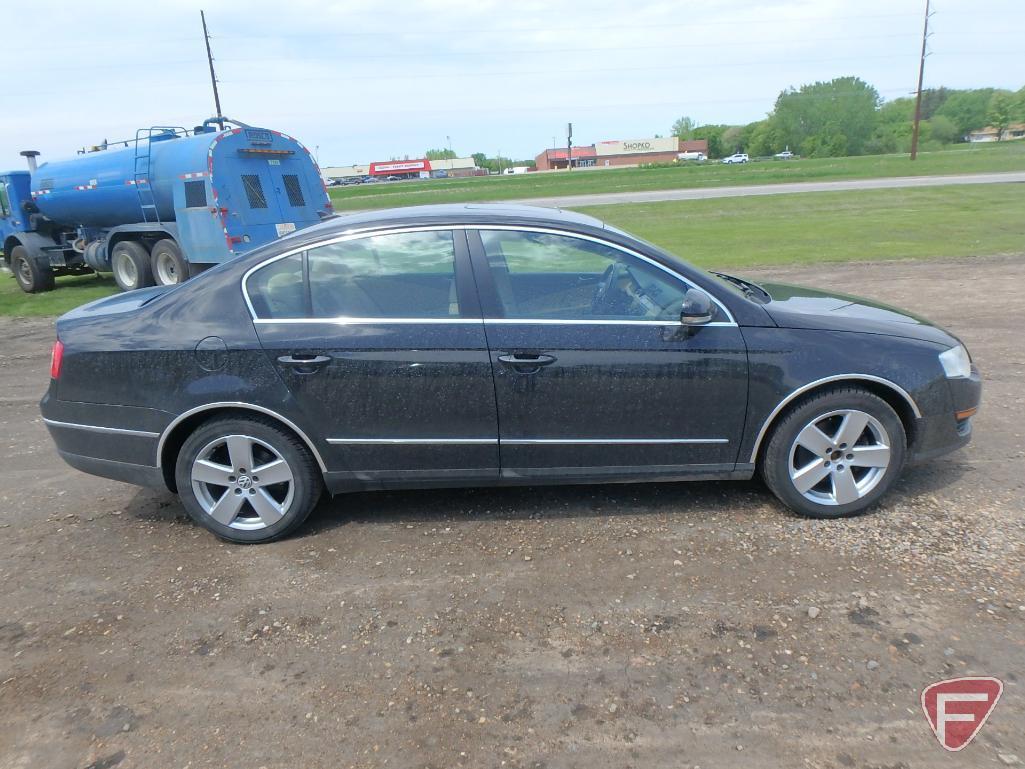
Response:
[673, 77, 1025, 159]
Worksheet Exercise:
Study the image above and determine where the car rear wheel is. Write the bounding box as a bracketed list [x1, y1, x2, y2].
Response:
[175, 417, 322, 543]
[761, 387, 906, 518]
[111, 241, 155, 291]
[10, 246, 55, 293]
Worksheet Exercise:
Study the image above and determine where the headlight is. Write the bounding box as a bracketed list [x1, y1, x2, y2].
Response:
[938, 344, 971, 378]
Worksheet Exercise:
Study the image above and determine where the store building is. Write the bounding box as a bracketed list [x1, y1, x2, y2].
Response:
[323, 157, 481, 181]
[534, 136, 709, 170]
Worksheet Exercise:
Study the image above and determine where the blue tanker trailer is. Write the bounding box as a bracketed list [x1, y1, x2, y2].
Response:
[0, 117, 332, 292]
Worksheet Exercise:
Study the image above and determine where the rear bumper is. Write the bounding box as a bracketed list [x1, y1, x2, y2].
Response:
[41, 392, 170, 488]
[57, 449, 166, 488]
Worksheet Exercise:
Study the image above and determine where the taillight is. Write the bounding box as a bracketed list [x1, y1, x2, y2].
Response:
[50, 340, 64, 379]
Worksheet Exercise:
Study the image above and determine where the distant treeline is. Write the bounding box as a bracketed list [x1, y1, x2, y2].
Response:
[673, 78, 1025, 159]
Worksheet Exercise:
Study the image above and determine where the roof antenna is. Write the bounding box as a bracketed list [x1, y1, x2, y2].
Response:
[201, 10, 225, 131]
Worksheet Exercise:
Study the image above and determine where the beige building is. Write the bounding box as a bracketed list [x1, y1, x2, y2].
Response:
[967, 123, 1025, 142]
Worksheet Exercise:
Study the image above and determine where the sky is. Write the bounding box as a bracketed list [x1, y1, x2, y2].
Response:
[2, 0, 1022, 170]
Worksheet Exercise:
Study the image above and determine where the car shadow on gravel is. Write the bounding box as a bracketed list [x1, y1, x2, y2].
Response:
[121, 455, 970, 539]
[299, 479, 774, 536]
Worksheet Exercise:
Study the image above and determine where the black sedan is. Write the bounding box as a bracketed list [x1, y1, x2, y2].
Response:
[41, 204, 981, 543]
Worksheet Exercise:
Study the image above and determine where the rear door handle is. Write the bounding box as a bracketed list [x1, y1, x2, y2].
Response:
[497, 353, 557, 374]
[277, 354, 332, 374]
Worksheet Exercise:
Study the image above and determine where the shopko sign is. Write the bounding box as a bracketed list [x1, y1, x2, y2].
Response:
[595, 137, 678, 156]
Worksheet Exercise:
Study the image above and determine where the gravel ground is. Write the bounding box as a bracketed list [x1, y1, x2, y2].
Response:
[0, 254, 1023, 769]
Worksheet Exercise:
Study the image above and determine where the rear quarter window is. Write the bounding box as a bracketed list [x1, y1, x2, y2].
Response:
[247, 254, 305, 319]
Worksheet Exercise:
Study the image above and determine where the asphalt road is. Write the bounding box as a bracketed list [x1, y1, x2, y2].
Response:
[511, 170, 1025, 209]
[1, 255, 1024, 769]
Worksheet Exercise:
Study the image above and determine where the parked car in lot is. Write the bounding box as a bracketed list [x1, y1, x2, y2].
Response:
[41, 205, 981, 542]
[677, 151, 707, 162]
[774, 149, 795, 160]
[721, 153, 749, 164]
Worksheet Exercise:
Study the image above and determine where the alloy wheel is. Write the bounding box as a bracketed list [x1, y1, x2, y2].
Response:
[191, 434, 295, 530]
[787, 409, 892, 506]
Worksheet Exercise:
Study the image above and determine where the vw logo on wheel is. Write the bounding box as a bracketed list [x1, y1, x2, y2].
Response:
[237, 475, 253, 490]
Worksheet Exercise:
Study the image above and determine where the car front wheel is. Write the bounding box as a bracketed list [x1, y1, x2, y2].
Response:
[761, 387, 907, 518]
[175, 416, 322, 543]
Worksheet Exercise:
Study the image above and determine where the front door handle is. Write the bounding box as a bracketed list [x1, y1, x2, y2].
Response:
[277, 354, 332, 374]
[497, 353, 557, 374]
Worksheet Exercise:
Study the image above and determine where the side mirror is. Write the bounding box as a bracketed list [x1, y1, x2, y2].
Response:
[680, 288, 714, 325]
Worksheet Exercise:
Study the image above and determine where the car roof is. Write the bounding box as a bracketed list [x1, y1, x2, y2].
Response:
[289, 203, 608, 242]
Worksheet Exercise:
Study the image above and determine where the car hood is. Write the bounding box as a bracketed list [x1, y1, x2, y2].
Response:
[757, 280, 959, 347]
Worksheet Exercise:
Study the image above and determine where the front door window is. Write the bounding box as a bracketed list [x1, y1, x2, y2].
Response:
[478, 229, 719, 322]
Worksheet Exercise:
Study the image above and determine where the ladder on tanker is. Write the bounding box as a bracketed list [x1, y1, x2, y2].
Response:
[132, 126, 187, 224]
[132, 129, 161, 224]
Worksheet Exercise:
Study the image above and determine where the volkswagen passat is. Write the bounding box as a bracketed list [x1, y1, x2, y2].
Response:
[41, 205, 980, 542]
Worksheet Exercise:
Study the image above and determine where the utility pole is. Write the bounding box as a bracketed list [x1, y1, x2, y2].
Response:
[201, 10, 224, 129]
[566, 122, 573, 171]
[910, 0, 932, 160]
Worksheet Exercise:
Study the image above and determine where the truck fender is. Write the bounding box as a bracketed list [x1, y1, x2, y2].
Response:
[3, 231, 56, 267]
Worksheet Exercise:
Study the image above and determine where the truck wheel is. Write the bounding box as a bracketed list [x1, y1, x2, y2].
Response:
[11, 246, 55, 293]
[111, 241, 154, 292]
[150, 239, 190, 286]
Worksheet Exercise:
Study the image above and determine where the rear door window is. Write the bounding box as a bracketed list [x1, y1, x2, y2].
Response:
[308, 231, 458, 319]
[246, 230, 463, 320]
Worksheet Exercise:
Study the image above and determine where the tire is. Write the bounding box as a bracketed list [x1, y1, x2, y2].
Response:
[150, 239, 190, 287]
[175, 416, 322, 543]
[761, 386, 906, 519]
[10, 246, 55, 293]
[111, 241, 154, 292]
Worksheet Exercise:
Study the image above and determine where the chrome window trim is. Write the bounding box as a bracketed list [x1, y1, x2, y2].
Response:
[254, 317, 482, 325]
[156, 402, 328, 472]
[241, 224, 737, 327]
[254, 317, 728, 327]
[746, 374, 922, 464]
[42, 418, 160, 439]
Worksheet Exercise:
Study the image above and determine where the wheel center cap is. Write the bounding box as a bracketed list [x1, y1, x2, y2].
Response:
[830, 450, 843, 461]
[237, 475, 253, 490]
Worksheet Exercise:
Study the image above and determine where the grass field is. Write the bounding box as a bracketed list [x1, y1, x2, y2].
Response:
[578, 184, 1025, 269]
[2, 182, 1022, 317]
[0, 273, 118, 318]
[328, 141, 1025, 212]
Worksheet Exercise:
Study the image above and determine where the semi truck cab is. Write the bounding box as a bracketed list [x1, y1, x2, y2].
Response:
[2, 169, 87, 292]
